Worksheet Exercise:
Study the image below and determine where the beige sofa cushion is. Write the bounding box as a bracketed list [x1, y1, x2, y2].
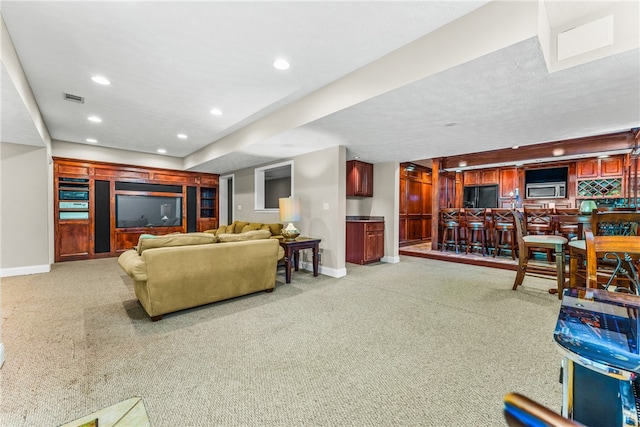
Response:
[137, 232, 217, 255]
[218, 229, 271, 242]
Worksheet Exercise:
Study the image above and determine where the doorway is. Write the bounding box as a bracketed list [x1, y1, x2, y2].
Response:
[219, 174, 234, 226]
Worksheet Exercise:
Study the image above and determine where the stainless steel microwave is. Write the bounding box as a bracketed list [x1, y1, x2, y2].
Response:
[525, 182, 566, 199]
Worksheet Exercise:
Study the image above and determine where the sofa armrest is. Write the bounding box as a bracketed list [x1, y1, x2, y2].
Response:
[117, 249, 148, 282]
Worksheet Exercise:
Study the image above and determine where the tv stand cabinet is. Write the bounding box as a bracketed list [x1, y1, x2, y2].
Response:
[54, 158, 219, 262]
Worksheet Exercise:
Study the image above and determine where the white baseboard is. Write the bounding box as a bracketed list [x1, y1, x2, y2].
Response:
[0, 263, 51, 278]
[0, 343, 5, 368]
[299, 262, 347, 278]
[382, 255, 400, 264]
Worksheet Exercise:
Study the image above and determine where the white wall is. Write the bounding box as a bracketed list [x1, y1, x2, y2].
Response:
[229, 146, 347, 278]
[0, 142, 50, 275]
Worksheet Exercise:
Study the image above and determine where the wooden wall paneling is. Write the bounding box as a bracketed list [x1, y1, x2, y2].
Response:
[399, 177, 407, 215]
[407, 179, 422, 214]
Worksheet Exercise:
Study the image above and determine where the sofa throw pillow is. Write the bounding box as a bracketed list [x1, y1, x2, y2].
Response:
[216, 224, 235, 236]
[263, 223, 283, 236]
[241, 223, 263, 233]
[232, 221, 250, 234]
[137, 232, 218, 254]
[218, 229, 271, 242]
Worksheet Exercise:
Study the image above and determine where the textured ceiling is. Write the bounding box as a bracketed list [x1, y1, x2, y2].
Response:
[1, 1, 639, 175]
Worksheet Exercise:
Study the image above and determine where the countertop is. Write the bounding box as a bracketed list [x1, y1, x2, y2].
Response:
[346, 216, 384, 222]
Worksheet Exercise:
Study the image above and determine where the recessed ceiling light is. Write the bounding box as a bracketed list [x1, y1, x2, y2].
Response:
[88, 116, 102, 123]
[273, 58, 290, 70]
[86, 138, 98, 143]
[552, 148, 565, 156]
[512, 146, 519, 149]
[459, 161, 467, 167]
[157, 149, 167, 154]
[177, 134, 187, 139]
[210, 108, 222, 116]
[91, 75, 111, 85]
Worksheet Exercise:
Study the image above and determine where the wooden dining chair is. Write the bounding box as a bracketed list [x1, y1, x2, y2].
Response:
[584, 230, 640, 294]
[503, 393, 582, 427]
[524, 207, 556, 261]
[553, 208, 581, 240]
[512, 210, 568, 298]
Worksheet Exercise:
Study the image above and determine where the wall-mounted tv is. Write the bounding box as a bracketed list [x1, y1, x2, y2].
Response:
[116, 195, 182, 228]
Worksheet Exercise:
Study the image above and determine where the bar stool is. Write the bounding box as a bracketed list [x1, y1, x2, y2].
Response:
[440, 208, 461, 252]
[513, 210, 568, 299]
[491, 208, 517, 259]
[465, 208, 487, 256]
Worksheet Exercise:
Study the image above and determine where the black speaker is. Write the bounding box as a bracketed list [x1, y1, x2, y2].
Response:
[186, 186, 197, 232]
[94, 180, 111, 253]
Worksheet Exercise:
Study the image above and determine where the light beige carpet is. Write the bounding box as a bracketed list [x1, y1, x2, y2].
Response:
[1, 256, 563, 426]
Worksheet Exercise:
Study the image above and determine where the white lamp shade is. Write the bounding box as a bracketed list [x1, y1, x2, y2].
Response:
[279, 197, 301, 222]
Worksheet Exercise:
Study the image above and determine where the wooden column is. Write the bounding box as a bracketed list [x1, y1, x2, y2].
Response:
[431, 158, 441, 250]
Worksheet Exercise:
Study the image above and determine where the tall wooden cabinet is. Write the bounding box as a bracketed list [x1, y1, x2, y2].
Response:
[346, 160, 374, 197]
[54, 158, 219, 262]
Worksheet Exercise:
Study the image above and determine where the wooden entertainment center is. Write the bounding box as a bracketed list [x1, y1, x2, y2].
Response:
[54, 158, 219, 262]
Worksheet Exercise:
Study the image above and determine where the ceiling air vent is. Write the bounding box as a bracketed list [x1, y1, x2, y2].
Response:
[63, 93, 84, 103]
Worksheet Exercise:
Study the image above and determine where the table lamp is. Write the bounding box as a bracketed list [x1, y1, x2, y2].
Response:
[579, 200, 597, 214]
[279, 197, 301, 240]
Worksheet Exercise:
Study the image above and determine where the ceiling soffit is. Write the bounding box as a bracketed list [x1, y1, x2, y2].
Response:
[440, 129, 637, 171]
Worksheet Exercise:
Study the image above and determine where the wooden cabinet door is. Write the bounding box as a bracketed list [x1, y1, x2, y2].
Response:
[481, 169, 498, 185]
[362, 162, 374, 196]
[346, 160, 373, 197]
[577, 159, 599, 178]
[464, 171, 480, 186]
[56, 222, 91, 262]
[499, 168, 519, 198]
[600, 157, 623, 177]
[365, 231, 384, 262]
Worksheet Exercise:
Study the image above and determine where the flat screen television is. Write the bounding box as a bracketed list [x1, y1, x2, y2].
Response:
[116, 195, 182, 228]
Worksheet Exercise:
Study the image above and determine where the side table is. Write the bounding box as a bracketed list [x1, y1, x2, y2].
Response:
[279, 237, 321, 283]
